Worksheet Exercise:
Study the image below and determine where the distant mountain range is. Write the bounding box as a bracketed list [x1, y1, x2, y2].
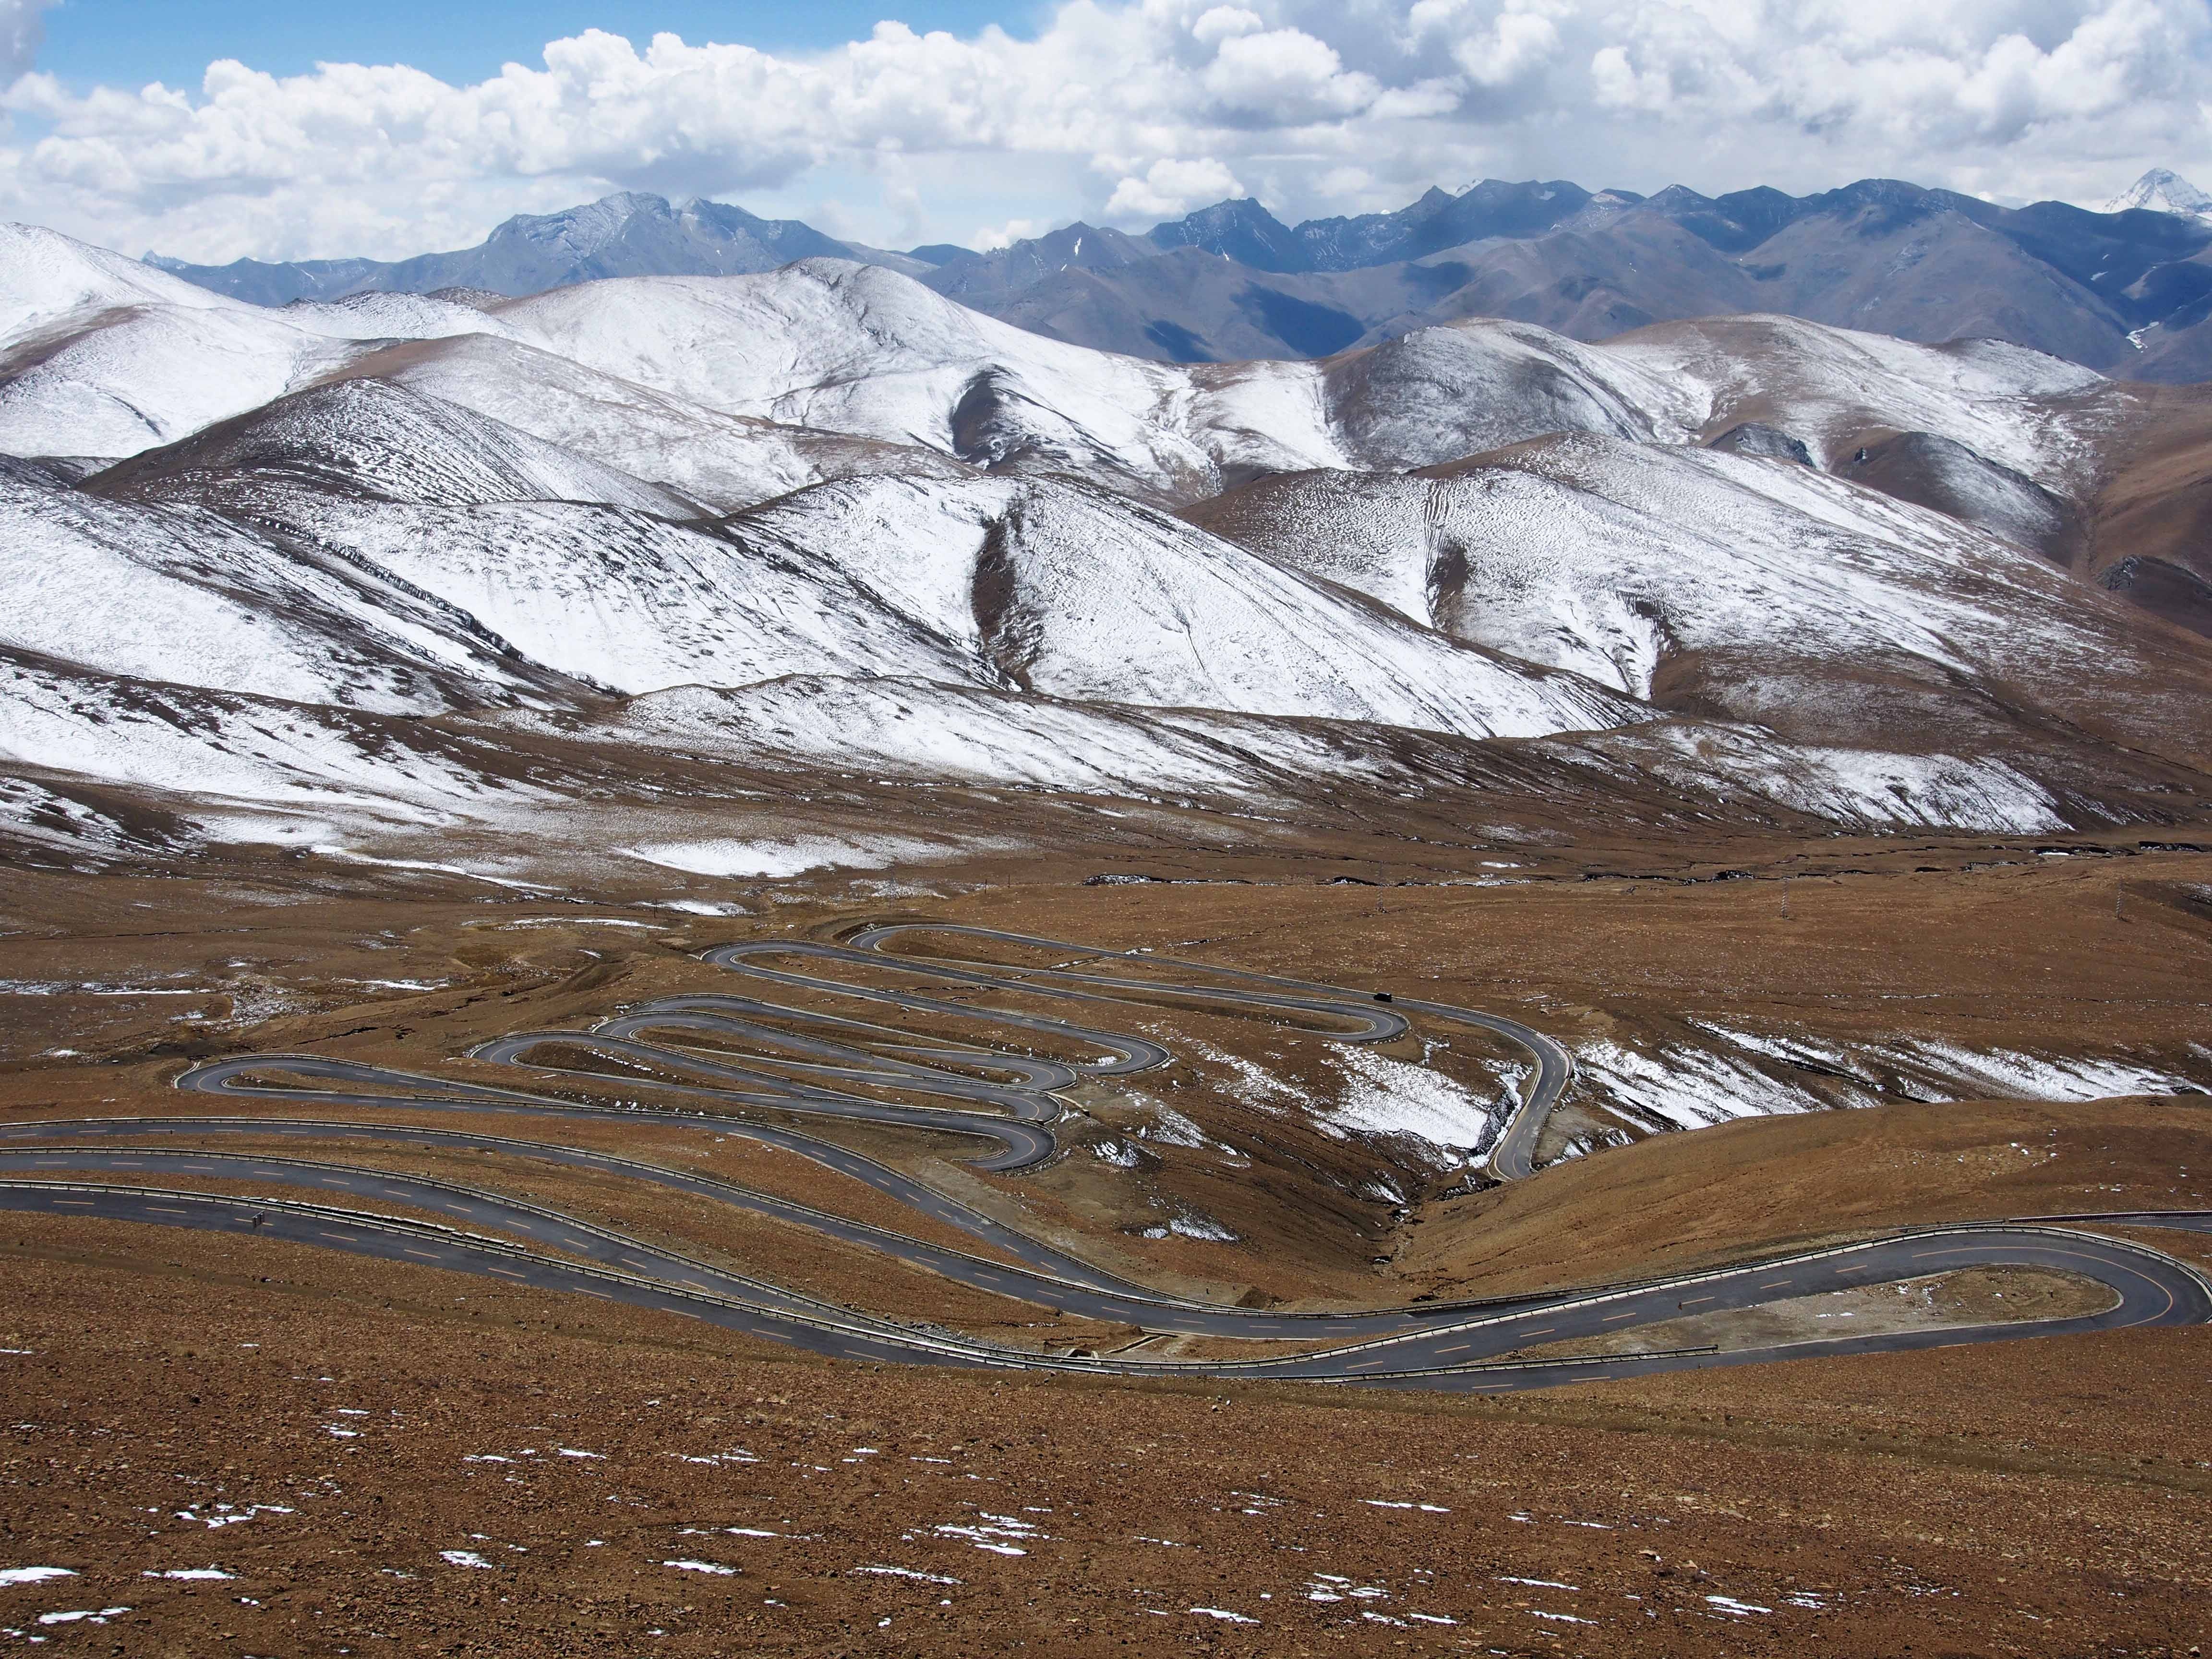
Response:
[147, 193, 939, 304]
[145, 169, 2212, 383]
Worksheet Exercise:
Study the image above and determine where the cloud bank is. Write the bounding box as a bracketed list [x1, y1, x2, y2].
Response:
[4, 0, 2207, 261]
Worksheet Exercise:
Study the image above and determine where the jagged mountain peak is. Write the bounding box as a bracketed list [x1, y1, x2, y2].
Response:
[139, 191, 903, 307]
[2104, 167, 2212, 221]
[492, 191, 676, 251]
[1144, 197, 1304, 272]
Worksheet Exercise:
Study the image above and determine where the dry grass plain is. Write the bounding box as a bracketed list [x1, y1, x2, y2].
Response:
[2, 830, 2210, 1654]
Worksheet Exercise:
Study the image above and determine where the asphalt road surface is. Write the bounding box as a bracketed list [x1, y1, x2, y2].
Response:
[6, 925, 2205, 1390]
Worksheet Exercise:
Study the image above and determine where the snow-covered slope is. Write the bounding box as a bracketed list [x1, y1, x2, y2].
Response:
[0, 456, 572, 712]
[0, 225, 519, 462]
[3, 219, 2207, 851]
[1309, 320, 1702, 467]
[76, 463, 976, 702]
[1605, 315, 2115, 492]
[492, 258, 1221, 497]
[324, 333, 973, 510]
[535, 674, 2069, 834]
[727, 474, 1637, 737]
[204, 494, 985, 698]
[485, 261, 1722, 497]
[92, 378, 698, 514]
[1188, 433, 2212, 769]
[0, 302, 365, 460]
[519, 675, 1393, 797]
[53, 395, 1639, 738]
[0, 222, 247, 340]
[0, 224, 2129, 523]
[0, 647, 529, 826]
[489, 266, 2123, 505]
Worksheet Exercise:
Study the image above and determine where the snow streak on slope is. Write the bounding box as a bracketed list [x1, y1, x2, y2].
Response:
[1325, 1047, 1509, 1163]
[622, 832, 991, 879]
[0, 649, 530, 822]
[518, 676, 1406, 797]
[1543, 725, 2068, 835]
[1576, 1023, 2207, 1136]
[528, 674, 2073, 835]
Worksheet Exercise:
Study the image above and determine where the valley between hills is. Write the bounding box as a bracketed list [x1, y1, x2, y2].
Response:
[2, 201, 2211, 1655]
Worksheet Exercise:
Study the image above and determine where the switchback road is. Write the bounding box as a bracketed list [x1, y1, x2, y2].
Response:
[4, 924, 2203, 1390]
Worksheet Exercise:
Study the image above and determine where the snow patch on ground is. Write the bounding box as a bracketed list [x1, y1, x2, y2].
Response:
[1893, 1040, 2205, 1102]
[1578, 1026, 2207, 1139]
[1172, 1213, 1239, 1241]
[1575, 1039, 1822, 1131]
[1326, 1049, 1512, 1160]
[619, 833, 986, 879]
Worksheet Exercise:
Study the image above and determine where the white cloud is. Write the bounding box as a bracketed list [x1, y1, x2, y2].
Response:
[1105, 156, 1245, 216]
[0, 0, 2203, 262]
[1191, 6, 1268, 46]
[971, 214, 1054, 250]
[1201, 27, 1380, 121]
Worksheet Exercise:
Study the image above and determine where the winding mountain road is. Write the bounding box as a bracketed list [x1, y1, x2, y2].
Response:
[6, 923, 2206, 1391]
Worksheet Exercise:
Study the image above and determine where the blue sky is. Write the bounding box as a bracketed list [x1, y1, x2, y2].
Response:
[39, 1, 1035, 88]
[4, 0, 2192, 264]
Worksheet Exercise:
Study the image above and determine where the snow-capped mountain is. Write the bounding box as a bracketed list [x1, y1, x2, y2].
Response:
[3, 214, 2210, 867]
[72, 378, 1633, 736]
[0, 222, 2133, 514]
[2104, 168, 2212, 223]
